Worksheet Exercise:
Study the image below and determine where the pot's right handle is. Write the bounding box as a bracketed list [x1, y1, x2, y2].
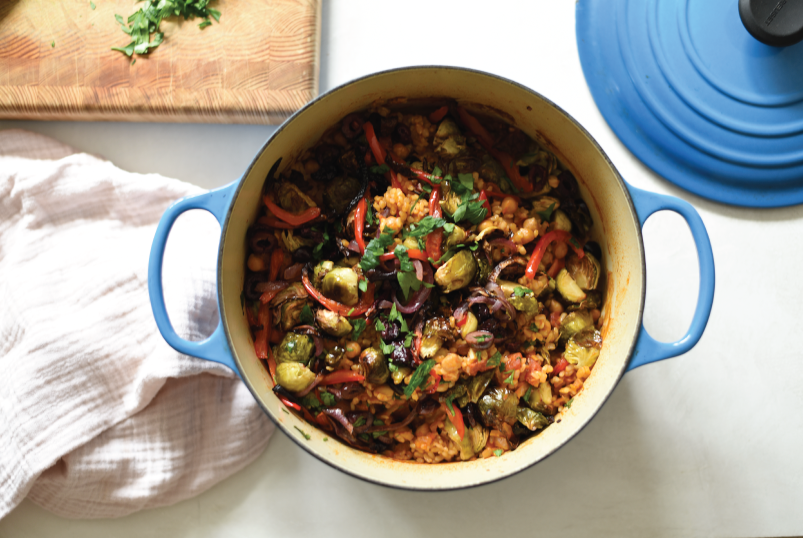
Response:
[625, 184, 715, 370]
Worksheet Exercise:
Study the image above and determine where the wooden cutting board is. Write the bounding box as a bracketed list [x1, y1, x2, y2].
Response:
[0, 0, 320, 124]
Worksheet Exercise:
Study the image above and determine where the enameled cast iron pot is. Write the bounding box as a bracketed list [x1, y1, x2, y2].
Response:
[148, 67, 715, 490]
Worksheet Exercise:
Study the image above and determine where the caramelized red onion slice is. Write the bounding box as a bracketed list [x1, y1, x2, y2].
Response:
[326, 382, 364, 399]
[392, 260, 433, 314]
[453, 301, 470, 325]
[294, 373, 324, 397]
[358, 403, 420, 433]
[283, 263, 304, 281]
[488, 256, 527, 284]
[465, 330, 495, 350]
[488, 238, 518, 253]
[468, 294, 516, 320]
[323, 408, 354, 434]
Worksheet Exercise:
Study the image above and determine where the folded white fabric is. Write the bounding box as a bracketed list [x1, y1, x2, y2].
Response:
[0, 130, 274, 519]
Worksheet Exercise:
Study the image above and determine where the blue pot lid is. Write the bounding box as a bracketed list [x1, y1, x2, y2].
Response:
[577, 0, 803, 207]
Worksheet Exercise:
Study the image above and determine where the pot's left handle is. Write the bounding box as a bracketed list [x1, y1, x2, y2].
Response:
[148, 182, 239, 375]
[626, 185, 715, 370]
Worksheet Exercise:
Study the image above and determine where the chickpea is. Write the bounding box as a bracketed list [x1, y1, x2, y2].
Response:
[478, 219, 496, 233]
[393, 143, 411, 160]
[247, 254, 266, 272]
[345, 341, 361, 359]
[501, 196, 519, 215]
[591, 309, 601, 322]
[514, 227, 535, 244]
[523, 217, 539, 231]
[548, 175, 560, 188]
[554, 241, 569, 259]
[304, 159, 320, 174]
[547, 299, 564, 314]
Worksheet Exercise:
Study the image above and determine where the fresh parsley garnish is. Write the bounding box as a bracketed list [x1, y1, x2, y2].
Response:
[404, 359, 436, 398]
[566, 397, 574, 409]
[403, 216, 447, 238]
[370, 164, 390, 174]
[503, 371, 515, 384]
[487, 351, 502, 368]
[353, 417, 367, 428]
[403, 333, 413, 348]
[89, 1, 96, 9]
[365, 202, 375, 226]
[358, 278, 368, 293]
[536, 202, 556, 221]
[523, 387, 533, 402]
[494, 449, 503, 457]
[513, 286, 533, 297]
[351, 318, 367, 340]
[380, 340, 396, 355]
[388, 361, 399, 373]
[300, 304, 314, 325]
[375, 318, 387, 332]
[359, 226, 395, 272]
[432, 166, 443, 177]
[321, 391, 336, 407]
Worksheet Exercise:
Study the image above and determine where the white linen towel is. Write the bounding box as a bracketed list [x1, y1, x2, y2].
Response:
[0, 130, 274, 519]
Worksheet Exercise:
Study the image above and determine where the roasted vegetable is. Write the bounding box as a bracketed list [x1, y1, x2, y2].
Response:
[466, 370, 495, 404]
[467, 425, 489, 453]
[275, 362, 316, 393]
[516, 407, 550, 431]
[281, 230, 315, 253]
[322, 267, 360, 306]
[478, 387, 519, 429]
[434, 119, 467, 159]
[315, 309, 352, 337]
[313, 260, 334, 287]
[435, 250, 477, 293]
[277, 298, 308, 331]
[420, 318, 451, 359]
[559, 311, 594, 342]
[567, 290, 603, 312]
[439, 182, 462, 216]
[531, 196, 560, 218]
[566, 252, 600, 290]
[459, 311, 478, 339]
[551, 209, 572, 233]
[269, 281, 308, 307]
[359, 347, 389, 385]
[444, 416, 474, 460]
[564, 329, 602, 369]
[274, 332, 315, 366]
[498, 280, 539, 314]
[445, 225, 468, 248]
[323, 345, 345, 370]
[277, 182, 316, 212]
[324, 176, 362, 216]
[555, 268, 587, 303]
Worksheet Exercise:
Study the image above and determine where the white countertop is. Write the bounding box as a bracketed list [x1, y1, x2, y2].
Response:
[2, 2, 802, 537]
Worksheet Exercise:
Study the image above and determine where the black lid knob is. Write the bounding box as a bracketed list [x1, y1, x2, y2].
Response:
[739, 0, 803, 47]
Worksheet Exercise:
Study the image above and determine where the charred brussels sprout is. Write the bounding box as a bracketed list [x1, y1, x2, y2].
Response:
[516, 407, 550, 431]
[435, 250, 477, 293]
[281, 230, 315, 253]
[551, 209, 572, 232]
[566, 252, 600, 290]
[274, 332, 314, 366]
[434, 119, 467, 159]
[278, 299, 307, 331]
[478, 387, 519, 429]
[420, 318, 451, 359]
[498, 280, 539, 314]
[269, 281, 308, 307]
[564, 329, 602, 369]
[531, 196, 560, 218]
[559, 311, 594, 342]
[444, 417, 475, 460]
[313, 260, 334, 288]
[445, 225, 467, 248]
[468, 425, 489, 453]
[324, 176, 362, 216]
[439, 182, 462, 216]
[473, 251, 492, 286]
[555, 268, 587, 303]
[567, 290, 603, 312]
[466, 370, 495, 404]
[275, 362, 316, 393]
[324, 345, 345, 369]
[315, 309, 352, 337]
[277, 182, 315, 212]
[322, 267, 360, 306]
[359, 347, 389, 385]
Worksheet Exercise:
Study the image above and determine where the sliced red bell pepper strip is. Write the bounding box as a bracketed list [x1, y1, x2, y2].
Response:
[553, 357, 569, 375]
[457, 106, 531, 193]
[429, 105, 449, 123]
[456, 315, 469, 327]
[478, 190, 491, 212]
[354, 197, 367, 255]
[301, 266, 375, 318]
[442, 403, 465, 440]
[254, 303, 271, 360]
[315, 411, 332, 429]
[269, 248, 285, 282]
[426, 187, 444, 265]
[379, 248, 430, 262]
[259, 216, 298, 229]
[279, 397, 302, 412]
[424, 372, 441, 394]
[524, 230, 584, 279]
[363, 122, 402, 189]
[263, 196, 321, 227]
[320, 370, 366, 386]
[259, 281, 290, 304]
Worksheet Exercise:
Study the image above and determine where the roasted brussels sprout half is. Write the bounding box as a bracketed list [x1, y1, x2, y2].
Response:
[322, 267, 360, 306]
[278, 299, 308, 331]
[420, 318, 451, 359]
[324, 176, 362, 216]
[466, 370, 495, 404]
[274, 332, 314, 366]
[516, 407, 550, 431]
[439, 182, 462, 216]
[435, 250, 477, 293]
[559, 311, 594, 342]
[269, 281, 308, 307]
[566, 290, 603, 312]
[551, 209, 572, 232]
[531, 196, 560, 218]
[323, 345, 345, 370]
[479, 155, 509, 188]
[564, 329, 602, 369]
[276, 182, 316, 212]
[434, 119, 467, 159]
[275, 362, 316, 393]
[468, 425, 489, 454]
[566, 252, 600, 290]
[478, 387, 519, 429]
[445, 225, 468, 248]
[473, 251, 492, 286]
[359, 347, 389, 385]
[280, 230, 315, 253]
[315, 309, 352, 337]
[498, 279, 539, 314]
[555, 268, 587, 303]
[313, 260, 334, 288]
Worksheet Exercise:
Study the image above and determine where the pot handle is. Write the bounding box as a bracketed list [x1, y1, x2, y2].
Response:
[625, 184, 715, 370]
[147, 182, 239, 375]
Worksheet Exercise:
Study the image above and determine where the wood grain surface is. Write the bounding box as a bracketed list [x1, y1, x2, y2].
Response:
[0, 0, 320, 124]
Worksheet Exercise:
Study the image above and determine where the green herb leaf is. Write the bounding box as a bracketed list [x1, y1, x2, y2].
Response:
[370, 164, 390, 174]
[321, 391, 336, 407]
[403, 216, 447, 239]
[566, 397, 574, 409]
[494, 449, 503, 457]
[388, 361, 399, 373]
[323, 437, 329, 441]
[198, 20, 212, 29]
[354, 417, 367, 428]
[536, 202, 556, 221]
[513, 286, 533, 297]
[50, 41, 55, 48]
[89, 1, 96, 9]
[503, 371, 515, 384]
[360, 226, 395, 272]
[404, 359, 436, 398]
[397, 270, 422, 301]
[524, 387, 532, 402]
[300, 304, 314, 325]
[487, 351, 502, 368]
[365, 202, 375, 226]
[351, 318, 367, 341]
[358, 278, 368, 293]
[403, 333, 413, 348]
[432, 166, 443, 177]
[380, 340, 396, 355]
[375, 318, 386, 332]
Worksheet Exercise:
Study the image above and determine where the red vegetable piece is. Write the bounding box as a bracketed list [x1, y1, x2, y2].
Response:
[320, 370, 366, 386]
[301, 266, 375, 318]
[354, 197, 367, 255]
[263, 196, 321, 227]
[553, 357, 569, 375]
[525, 230, 584, 279]
[429, 105, 449, 123]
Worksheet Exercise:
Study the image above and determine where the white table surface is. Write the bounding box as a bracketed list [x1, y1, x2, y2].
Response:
[2, 1, 802, 537]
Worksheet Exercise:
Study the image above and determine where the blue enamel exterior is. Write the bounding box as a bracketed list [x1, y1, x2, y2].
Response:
[625, 184, 715, 370]
[147, 182, 240, 376]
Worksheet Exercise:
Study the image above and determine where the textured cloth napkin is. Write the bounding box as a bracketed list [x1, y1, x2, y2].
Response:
[0, 130, 274, 519]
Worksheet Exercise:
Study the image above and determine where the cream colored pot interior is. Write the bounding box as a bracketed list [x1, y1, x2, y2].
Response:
[218, 67, 644, 489]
